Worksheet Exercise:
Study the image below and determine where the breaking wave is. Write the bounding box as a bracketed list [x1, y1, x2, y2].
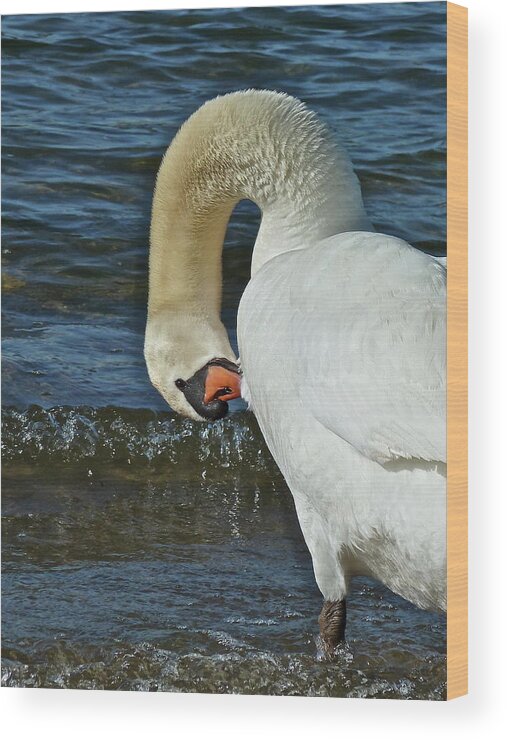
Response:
[2, 405, 276, 472]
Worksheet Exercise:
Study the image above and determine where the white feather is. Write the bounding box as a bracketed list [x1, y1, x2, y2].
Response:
[147, 89, 447, 615]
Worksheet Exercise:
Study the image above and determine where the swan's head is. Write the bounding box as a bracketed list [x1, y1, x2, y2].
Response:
[144, 311, 241, 422]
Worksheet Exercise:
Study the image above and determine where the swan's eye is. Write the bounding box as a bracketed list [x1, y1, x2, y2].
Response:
[175, 378, 187, 390]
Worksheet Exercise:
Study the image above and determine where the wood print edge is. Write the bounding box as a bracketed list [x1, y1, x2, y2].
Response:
[446, 1, 468, 701]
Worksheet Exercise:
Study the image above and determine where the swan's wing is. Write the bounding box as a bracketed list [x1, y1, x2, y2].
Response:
[433, 255, 447, 267]
[284, 232, 447, 465]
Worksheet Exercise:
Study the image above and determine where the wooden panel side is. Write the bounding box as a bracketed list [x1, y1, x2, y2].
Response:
[446, 1, 468, 701]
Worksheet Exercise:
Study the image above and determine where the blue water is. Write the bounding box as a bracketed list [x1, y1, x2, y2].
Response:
[2, 3, 447, 697]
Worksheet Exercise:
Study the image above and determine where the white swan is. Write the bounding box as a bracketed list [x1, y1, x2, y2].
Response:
[144, 90, 446, 654]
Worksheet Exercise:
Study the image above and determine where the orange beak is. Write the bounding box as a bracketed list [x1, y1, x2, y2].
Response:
[204, 365, 241, 404]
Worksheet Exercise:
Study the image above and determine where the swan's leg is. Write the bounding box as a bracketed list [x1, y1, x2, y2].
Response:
[318, 598, 347, 658]
[288, 493, 347, 656]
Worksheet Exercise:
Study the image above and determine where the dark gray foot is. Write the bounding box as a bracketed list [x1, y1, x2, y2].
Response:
[318, 598, 347, 658]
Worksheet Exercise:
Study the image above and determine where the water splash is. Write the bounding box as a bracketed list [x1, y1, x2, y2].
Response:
[2, 405, 275, 471]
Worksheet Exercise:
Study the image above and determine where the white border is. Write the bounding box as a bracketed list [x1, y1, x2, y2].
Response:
[2, 0, 506, 736]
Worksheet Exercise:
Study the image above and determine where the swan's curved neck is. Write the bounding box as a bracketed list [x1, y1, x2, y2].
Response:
[148, 90, 370, 325]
